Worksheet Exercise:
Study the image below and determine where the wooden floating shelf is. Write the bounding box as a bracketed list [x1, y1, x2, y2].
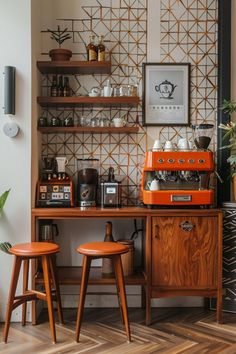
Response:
[37, 96, 140, 107]
[35, 266, 146, 286]
[37, 126, 139, 134]
[37, 60, 112, 75]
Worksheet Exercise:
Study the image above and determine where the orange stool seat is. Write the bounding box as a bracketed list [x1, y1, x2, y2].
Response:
[10, 242, 59, 256]
[75, 241, 131, 343]
[3, 242, 63, 344]
[77, 241, 128, 256]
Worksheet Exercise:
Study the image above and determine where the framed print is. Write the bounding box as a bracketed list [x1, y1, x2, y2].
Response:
[142, 63, 190, 126]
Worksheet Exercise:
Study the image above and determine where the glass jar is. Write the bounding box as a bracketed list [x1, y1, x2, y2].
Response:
[99, 117, 110, 127]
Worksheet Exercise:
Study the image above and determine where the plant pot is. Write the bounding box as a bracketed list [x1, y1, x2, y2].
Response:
[49, 49, 72, 61]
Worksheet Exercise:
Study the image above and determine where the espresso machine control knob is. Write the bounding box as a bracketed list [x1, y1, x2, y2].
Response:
[188, 159, 195, 164]
[178, 159, 185, 164]
[158, 158, 165, 163]
[198, 159, 205, 164]
[168, 158, 175, 163]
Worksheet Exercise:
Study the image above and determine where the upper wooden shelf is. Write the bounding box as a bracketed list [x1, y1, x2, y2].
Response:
[37, 60, 112, 75]
[37, 126, 139, 134]
[37, 96, 140, 107]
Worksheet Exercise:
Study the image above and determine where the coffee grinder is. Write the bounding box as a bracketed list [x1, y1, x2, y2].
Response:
[77, 158, 99, 207]
[192, 123, 214, 150]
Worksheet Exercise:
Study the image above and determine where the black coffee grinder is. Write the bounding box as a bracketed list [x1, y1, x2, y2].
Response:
[77, 158, 99, 207]
[192, 123, 214, 150]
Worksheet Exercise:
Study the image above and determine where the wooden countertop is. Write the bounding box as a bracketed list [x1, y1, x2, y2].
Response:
[32, 206, 222, 218]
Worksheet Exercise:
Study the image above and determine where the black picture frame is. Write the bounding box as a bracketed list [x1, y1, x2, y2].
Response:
[142, 62, 190, 126]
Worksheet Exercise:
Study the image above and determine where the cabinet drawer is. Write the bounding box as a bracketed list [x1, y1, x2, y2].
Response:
[151, 216, 218, 288]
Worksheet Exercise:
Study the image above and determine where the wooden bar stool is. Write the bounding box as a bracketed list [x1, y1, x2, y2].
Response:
[75, 241, 131, 343]
[3, 242, 63, 344]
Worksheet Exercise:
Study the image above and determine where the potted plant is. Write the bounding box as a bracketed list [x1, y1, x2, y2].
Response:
[47, 25, 72, 61]
[219, 99, 236, 200]
[0, 189, 12, 254]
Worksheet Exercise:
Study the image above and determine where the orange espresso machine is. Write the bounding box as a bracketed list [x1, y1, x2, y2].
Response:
[141, 150, 215, 207]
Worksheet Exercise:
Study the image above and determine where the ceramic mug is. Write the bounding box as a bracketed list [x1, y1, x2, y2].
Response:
[178, 138, 190, 151]
[147, 179, 160, 191]
[163, 140, 173, 151]
[153, 139, 162, 151]
[56, 156, 68, 173]
[113, 117, 126, 127]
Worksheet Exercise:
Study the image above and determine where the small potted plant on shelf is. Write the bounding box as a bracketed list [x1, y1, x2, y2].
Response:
[0, 189, 12, 254]
[47, 25, 72, 61]
[219, 99, 236, 200]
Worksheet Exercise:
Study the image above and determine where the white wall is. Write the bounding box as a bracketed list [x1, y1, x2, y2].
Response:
[0, 0, 32, 321]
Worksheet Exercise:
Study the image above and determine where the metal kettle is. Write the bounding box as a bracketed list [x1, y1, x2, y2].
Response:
[40, 223, 59, 242]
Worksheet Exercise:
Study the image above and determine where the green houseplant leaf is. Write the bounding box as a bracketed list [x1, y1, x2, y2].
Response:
[0, 189, 12, 254]
[0, 189, 10, 212]
[48, 25, 72, 48]
[0, 242, 12, 254]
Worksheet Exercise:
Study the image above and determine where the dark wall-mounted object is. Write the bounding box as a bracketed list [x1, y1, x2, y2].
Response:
[217, 0, 231, 206]
[4, 66, 16, 115]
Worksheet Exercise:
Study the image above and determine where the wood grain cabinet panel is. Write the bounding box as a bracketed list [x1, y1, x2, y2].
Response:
[151, 216, 218, 288]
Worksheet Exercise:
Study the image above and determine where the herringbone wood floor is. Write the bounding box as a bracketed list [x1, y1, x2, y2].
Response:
[1, 308, 236, 353]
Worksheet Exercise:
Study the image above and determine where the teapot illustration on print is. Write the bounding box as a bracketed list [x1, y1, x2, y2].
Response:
[155, 80, 177, 99]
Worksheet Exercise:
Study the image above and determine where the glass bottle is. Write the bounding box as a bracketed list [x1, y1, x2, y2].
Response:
[63, 77, 71, 97]
[50, 75, 58, 97]
[97, 35, 105, 61]
[87, 35, 97, 61]
[102, 221, 114, 274]
[57, 75, 64, 96]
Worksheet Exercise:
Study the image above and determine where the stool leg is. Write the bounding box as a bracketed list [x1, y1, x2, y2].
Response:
[3, 256, 22, 343]
[75, 255, 91, 343]
[42, 255, 56, 344]
[49, 255, 64, 324]
[114, 267, 124, 324]
[113, 255, 131, 342]
[22, 259, 29, 326]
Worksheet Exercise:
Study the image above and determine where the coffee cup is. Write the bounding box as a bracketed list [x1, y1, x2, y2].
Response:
[163, 140, 173, 151]
[153, 139, 162, 151]
[113, 117, 126, 127]
[147, 179, 160, 191]
[178, 138, 190, 151]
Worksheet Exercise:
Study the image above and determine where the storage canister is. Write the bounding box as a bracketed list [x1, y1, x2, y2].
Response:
[117, 239, 134, 276]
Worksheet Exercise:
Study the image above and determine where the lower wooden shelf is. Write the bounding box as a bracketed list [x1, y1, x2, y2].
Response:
[35, 266, 146, 285]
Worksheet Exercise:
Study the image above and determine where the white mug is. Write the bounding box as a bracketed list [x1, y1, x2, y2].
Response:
[147, 179, 160, 191]
[56, 156, 68, 173]
[164, 140, 173, 151]
[113, 117, 126, 127]
[153, 139, 162, 151]
[178, 138, 190, 151]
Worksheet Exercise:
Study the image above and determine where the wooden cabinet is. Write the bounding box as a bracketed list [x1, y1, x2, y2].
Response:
[151, 216, 218, 289]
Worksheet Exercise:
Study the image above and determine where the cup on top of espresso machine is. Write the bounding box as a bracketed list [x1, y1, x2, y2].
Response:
[77, 158, 99, 207]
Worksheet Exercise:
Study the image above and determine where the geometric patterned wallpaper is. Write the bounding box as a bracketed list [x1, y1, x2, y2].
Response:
[159, 0, 218, 151]
[40, 0, 218, 205]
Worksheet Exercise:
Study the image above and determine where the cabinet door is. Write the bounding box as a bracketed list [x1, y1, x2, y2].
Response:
[152, 216, 218, 288]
